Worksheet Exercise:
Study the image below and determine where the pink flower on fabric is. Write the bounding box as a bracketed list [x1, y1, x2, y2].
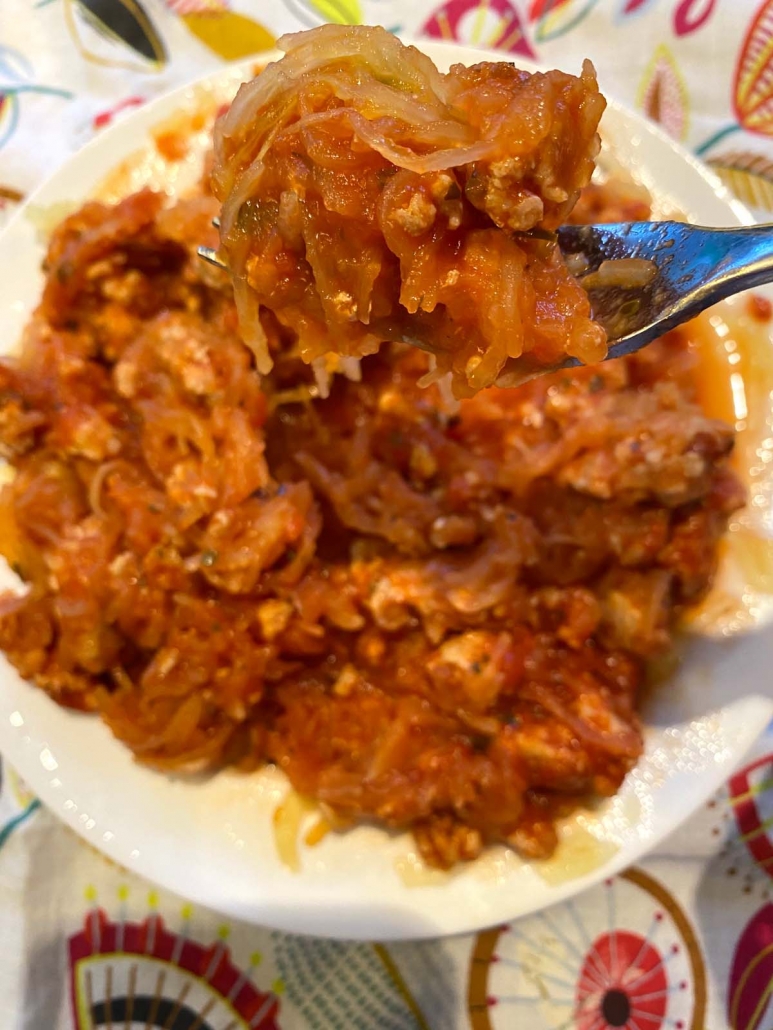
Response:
[673, 0, 718, 36]
[421, 0, 536, 58]
[727, 903, 773, 1030]
[576, 929, 670, 1030]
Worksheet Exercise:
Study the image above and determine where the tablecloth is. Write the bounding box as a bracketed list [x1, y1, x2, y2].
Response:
[2, 1, 773, 1027]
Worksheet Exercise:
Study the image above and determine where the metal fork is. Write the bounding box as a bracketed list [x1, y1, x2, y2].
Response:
[199, 220, 773, 377]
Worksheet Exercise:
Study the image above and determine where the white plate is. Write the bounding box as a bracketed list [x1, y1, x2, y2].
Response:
[0, 42, 772, 941]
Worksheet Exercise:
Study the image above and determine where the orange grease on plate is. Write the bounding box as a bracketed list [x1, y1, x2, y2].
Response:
[95, 94, 224, 203]
[532, 824, 619, 886]
[273, 790, 316, 874]
[691, 299, 773, 604]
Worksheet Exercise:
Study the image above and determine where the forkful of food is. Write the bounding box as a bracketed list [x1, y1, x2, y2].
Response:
[200, 24, 773, 397]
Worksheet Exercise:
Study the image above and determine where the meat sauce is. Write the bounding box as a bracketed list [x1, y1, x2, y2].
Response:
[0, 166, 746, 868]
[212, 26, 608, 396]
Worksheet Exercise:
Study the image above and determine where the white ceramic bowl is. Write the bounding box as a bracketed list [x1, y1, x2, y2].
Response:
[0, 42, 772, 941]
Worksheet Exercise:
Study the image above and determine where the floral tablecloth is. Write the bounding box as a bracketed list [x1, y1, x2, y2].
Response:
[2, 1, 773, 1028]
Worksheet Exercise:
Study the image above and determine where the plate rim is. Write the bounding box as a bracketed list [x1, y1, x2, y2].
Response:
[0, 38, 769, 941]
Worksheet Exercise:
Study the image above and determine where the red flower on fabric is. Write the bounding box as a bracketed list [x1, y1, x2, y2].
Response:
[576, 929, 673, 1030]
[734, 0, 773, 136]
[69, 908, 282, 1029]
[697, 0, 773, 153]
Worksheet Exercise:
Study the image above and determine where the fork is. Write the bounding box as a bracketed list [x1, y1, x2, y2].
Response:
[198, 220, 773, 379]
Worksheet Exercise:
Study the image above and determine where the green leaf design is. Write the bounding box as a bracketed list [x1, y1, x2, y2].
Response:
[308, 0, 363, 25]
[535, 0, 598, 42]
[708, 150, 773, 212]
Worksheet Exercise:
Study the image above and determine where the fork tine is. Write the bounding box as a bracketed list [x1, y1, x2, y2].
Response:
[197, 245, 228, 271]
[212, 216, 221, 230]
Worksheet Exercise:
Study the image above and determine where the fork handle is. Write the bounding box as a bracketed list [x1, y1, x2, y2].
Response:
[558, 220, 773, 363]
[691, 223, 773, 298]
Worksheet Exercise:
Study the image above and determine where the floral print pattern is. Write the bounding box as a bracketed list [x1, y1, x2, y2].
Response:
[2, 2, 773, 1027]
